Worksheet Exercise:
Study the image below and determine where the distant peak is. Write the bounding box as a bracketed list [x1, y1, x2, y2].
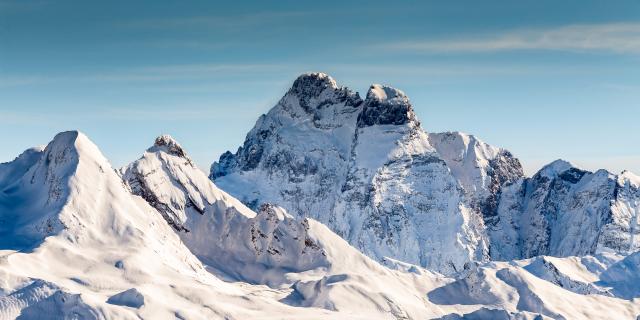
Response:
[152, 135, 188, 158]
[545, 159, 573, 171]
[537, 159, 582, 179]
[357, 84, 417, 127]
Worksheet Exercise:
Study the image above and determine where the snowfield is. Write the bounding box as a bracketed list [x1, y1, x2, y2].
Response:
[0, 73, 639, 319]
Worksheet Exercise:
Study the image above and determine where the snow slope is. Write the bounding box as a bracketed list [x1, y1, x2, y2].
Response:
[1, 131, 640, 319]
[0, 131, 342, 319]
[123, 134, 640, 319]
[120, 134, 459, 318]
[122, 135, 331, 286]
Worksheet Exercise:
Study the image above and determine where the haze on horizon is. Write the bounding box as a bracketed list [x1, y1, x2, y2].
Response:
[1, 0, 639, 176]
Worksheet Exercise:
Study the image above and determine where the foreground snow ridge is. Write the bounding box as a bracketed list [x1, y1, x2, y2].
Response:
[0, 73, 638, 319]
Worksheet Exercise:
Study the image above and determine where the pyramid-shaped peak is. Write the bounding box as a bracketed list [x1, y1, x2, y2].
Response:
[539, 159, 574, 175]
[151, 134, 188, 158]
[40, 131, 108, 170]
[48, 131, 89, 152]
[535, 159, 590, 182]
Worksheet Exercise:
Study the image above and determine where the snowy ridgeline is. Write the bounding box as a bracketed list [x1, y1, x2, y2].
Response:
[0, 130, 638, 319]
[0, 74, 638, 319]
[212, 72, 640, 275]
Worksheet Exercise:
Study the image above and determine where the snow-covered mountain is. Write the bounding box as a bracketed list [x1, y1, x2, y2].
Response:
[211, 73, 517, 274]
[121, 135, 333, 286]
[1, 130, 640, 319]
[212, 73, 640, 276]
[119, 133, 640, 319]
[0, 131, 342, 319]
[211, 73, 505, 274]
[491, 160, 640, 260]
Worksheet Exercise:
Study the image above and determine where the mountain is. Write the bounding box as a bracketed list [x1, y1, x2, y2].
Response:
[211, 73, 523, 274]
[120, 134, 464, 318]
[211, 73, 640, 274]
[121, 133, 640, 319]
[0, 131, 340, 319]
[211, 74, 482, 274]
[1, 130, 639, 319]
[122, 135, 332, 286]
[491, 160, 640, 260]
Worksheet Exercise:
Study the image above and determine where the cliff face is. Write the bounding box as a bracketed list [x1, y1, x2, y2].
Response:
[211, 73, 520, 274]
[212, 73, 640, 273]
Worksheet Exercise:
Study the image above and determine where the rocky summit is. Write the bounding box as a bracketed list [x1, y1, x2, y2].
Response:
[212, 73, 640, 275]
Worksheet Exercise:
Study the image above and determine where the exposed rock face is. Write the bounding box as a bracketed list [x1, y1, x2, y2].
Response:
[122, 136, 329, 285]
[211, 73, 503, 274]
[357, 84, 417, 127]
[211, 72, 640, 273]
[427, 132, 524, 225]
[491, 160, 640, 260]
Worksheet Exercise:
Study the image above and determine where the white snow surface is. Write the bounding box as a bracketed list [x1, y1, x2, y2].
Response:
[0, 131, 337, 319]
[0, 130, 640, 319]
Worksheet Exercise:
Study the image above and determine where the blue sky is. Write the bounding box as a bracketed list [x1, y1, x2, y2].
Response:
[1, 0, 639, 175]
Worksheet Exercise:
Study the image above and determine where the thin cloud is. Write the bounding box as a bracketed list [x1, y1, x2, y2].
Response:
[0, 63, 286, 87]
[0, 104, 259, 124]
[382, 23, 640, 54]
[119, 11, 309, 29]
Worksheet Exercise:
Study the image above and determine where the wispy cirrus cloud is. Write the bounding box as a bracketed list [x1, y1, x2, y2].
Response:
[118, 11, 309, 29]
[0, 63, 285, 88]
[381, 23, 640, 54]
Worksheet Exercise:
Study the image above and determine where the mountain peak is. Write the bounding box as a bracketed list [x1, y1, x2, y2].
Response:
[538, 159, 575, 177]
[40, 130, 107, 174]
[151, 134, 188, 158]
[290, 72, 338, 97]
[279, 72, 363, 121]
[48, 130, 81, 152]
[357, 84, 417, 127]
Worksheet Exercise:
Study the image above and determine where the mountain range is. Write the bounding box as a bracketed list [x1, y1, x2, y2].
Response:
[0, 73, 639, 319]
[212, 73, 640, 275]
